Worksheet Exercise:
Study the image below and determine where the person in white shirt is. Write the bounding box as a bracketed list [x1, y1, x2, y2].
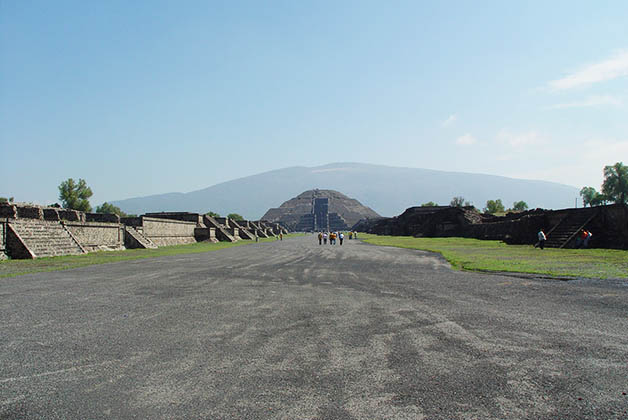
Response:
[536, 228, 546, 249]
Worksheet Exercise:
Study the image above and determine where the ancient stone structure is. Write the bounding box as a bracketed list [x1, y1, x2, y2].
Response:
[0, 203, 121, 258]
[203, 215, 238, 242]
[262, 189, 380, 232]
[63, 221, 125, 252]
[142, 212, 219, 245]
[355, 204, 628, 249]
[120, 216, 197, 247]
[1, 204, 290, 259]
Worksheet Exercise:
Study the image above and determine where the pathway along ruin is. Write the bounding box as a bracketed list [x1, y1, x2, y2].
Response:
[1, 235, 626, 419]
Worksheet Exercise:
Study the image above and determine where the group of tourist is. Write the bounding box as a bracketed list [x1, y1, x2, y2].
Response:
[535, 227, 593, 249]
[317, 231, 358, 245]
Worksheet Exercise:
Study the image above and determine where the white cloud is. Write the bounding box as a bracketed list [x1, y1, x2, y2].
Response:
[455, 133, 477, 145]
[547, 94, 623, 109]
[442, 114, 457, 127]
[496, 129, 544, 149]
[549, 50, 628, 90]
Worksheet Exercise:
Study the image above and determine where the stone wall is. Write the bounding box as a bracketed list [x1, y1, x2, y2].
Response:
[358, 204, 628, 249]
[64, 221, 125, 252]
[120, 217, 142, 228]
[0, 204, 17, 219]
[18, 206, 43, 219]
[0, 203, 83, 222]
[58, 209, 84, 222]
[194, 227, 218, 242]
[144, 212, 204, 226]
[142, 217, 197, 246]
[86, 213, 121, 223]
[43, 208, 60, 221]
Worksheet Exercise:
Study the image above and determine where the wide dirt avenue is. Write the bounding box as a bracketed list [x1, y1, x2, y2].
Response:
[1, 235, 627, 419]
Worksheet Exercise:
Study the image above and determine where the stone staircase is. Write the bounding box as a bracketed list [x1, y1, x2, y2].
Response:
[250, 221, 269, 238]
[229, 220, 255, 240]
[8, 220, 86, 258]
[545, 210, 599, 248]
[203, 215, 237, 242]
[124, 226, 158, 249]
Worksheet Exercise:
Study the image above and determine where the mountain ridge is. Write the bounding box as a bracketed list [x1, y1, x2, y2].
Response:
[110, 162, 580, 218]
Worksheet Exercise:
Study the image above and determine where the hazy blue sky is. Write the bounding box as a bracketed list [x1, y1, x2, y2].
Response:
[2, 0, 627, 206]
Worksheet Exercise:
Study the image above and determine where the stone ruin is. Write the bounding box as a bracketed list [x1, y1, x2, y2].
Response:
[353, 204, 628, 249]
[262, 189, 380, 232]
[0, 203, 289, 259]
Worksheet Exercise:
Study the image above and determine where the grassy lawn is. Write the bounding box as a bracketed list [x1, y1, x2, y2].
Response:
[0, 234, 302, 279]
[361, 234, 628, 279]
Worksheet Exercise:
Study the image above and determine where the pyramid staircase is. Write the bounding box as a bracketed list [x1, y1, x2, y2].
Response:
[545, 210, 599, 249]
[124, 226, 158, 249]
[8, 220, 86, 258]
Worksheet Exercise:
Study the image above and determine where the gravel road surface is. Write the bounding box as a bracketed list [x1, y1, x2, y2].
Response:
[1, 235, 627, 419]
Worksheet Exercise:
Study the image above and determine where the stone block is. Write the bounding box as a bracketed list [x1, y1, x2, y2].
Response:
[58, 209, 81, 222]
[16, 206, 43, 220]
[43, 208, 60, 221]
[86, 213, 120, 223]
[0, 204, 17, 219]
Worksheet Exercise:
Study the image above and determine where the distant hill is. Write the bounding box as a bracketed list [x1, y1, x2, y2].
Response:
[110, 162, 580, 219]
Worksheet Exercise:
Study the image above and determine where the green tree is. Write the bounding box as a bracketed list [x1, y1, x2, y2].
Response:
[206, 211, 220, 218]
[484, 199, 505, 214]
[512, 201, 528, 211]
[580, 187, 608, 206]
[227, 213, 244, 221]
[579, 186, 598, 207]
[601, 162, 628, 204]
[0, 196, 14, 204]
[450, 196, 471, 207]
[591, 192, 607, 206]
[58, 178, 93, 212]
[95, 202, 127, 217]
[421, 201, 438, 207]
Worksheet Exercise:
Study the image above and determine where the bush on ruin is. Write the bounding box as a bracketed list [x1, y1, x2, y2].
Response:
[96, 202, 127, 217]
[484, 199, 505, 214]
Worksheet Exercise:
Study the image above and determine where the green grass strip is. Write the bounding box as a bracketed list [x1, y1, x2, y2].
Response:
[0, 234, 302, 278]
[361, 234, 628, 279]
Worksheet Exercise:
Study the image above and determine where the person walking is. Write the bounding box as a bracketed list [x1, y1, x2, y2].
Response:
[318, 232, 323, 245]
[339, 232, 344, 245]
[536, 228, 546, 249]
[323, 232, 328, 245]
